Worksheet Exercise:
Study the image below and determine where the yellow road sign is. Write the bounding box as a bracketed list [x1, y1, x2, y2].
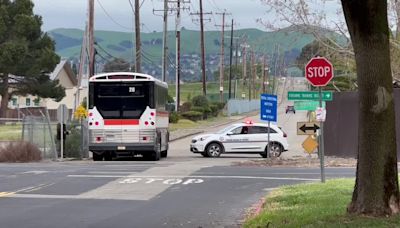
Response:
[302, 135, 318, 154]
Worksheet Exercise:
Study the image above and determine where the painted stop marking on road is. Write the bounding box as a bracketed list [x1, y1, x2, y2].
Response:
[305, 57, 334, 86]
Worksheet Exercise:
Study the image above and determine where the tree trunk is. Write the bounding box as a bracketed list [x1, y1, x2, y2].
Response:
[341, 0, 400, 216]
[0, 74, 9, 118]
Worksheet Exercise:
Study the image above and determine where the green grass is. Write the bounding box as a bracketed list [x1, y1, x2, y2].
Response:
[0, 124, 22, 141]
[244, 179, 400, 228]
[169, 115, 227, 132]
[168, 79, 276, 103]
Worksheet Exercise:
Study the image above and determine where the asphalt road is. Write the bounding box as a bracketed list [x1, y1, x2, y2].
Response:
[0, 77, 351, 228]
[0, 161, 355, 228]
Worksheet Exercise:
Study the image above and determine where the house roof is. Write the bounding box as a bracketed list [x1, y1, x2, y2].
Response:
[50, 60, 77, 86]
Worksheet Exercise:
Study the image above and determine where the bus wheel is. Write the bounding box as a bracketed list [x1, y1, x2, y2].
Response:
[104, 152, 113, 161]
[152, 150, 160, 161]
[161, 150, 168, 158]
[93, 152, 103, 161]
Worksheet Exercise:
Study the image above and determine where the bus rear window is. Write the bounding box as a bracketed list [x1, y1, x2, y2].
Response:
[90, 82, 154, 119]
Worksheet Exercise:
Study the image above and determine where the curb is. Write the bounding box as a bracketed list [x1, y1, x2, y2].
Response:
[169, 111, 259, 142]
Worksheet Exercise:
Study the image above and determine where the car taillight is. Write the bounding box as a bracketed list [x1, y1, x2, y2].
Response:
[283, 132, 287, 138]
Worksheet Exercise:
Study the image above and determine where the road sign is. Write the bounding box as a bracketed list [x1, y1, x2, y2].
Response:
[302, 135, 318, 154]
[316, 107, 326, 122]
[288, 91, 333, 101]
[297, 122, 320, 135]
[57, 104, 69, 123]
[294, 101, 325, 111]
[305, 57, 334, 86]
[260, 93, 277, 122]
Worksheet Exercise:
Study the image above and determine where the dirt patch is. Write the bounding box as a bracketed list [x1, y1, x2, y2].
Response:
[233, 156, 357, 167]
[0, 141, 42, 162]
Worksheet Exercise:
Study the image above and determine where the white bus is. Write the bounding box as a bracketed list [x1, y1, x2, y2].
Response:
[88, 72, 169, 161]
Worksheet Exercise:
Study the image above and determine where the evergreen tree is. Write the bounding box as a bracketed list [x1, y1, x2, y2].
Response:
[0, 0, 65, 117]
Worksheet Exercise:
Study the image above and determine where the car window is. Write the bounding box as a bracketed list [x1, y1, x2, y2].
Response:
[248, 126, 277, 134]
[230, 127, 243, 134]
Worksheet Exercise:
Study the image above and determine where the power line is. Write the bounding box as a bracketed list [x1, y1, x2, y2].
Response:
[95, 43, 119, 59]
[96, 0, 132, 30]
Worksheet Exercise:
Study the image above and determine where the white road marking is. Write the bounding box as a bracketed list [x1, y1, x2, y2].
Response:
[21, 171, 49, 175]
[68, 174, 319, 181]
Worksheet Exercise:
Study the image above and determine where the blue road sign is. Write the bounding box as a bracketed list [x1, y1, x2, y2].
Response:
[260, 94, 277, 122]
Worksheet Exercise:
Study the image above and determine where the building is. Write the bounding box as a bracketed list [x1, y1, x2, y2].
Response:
[4, 60, 87, 115]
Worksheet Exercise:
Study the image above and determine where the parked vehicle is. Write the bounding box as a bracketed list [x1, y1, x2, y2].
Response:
[190, 121, 289, 158]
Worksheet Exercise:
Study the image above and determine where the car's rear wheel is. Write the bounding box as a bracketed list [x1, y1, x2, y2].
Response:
[206, 143, 223, 157]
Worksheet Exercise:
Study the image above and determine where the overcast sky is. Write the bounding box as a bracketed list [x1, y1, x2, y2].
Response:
[31, 0, 342, 32]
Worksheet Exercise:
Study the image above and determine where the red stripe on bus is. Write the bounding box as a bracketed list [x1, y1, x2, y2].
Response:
[104, 119, 139, 125]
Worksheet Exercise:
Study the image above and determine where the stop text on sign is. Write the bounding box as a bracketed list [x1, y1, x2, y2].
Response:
[306, 66, 331, 78]
[305, 57, 334, 87]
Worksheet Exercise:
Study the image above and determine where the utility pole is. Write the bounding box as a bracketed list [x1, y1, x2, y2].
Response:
[215, 11, 231, 103]
[243, 45, 247, 99]
[175, 0, 181, 111]
[200, 0, 207, 96]
[262, 54, 267, 93]
[251, 51, 256, 99]
[228, 19, 234, 100]
[135, 0, 141, 73]
[88, 0, 95, 77]
[162, 0, 168, 81]
[190, 0, 211, 96]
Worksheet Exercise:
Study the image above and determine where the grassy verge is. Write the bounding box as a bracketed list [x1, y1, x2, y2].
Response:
[244, 179, 400, 227]
[0, 124, 22, 141]
[169, 115, 227, 132]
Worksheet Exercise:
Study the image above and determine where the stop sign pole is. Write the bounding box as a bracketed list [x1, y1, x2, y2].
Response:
[305, 57, 334, 183]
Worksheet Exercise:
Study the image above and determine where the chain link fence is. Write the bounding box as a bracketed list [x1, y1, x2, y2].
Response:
[20, 110, 88, 160]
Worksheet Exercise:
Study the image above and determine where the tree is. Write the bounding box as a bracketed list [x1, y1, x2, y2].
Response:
[0, 0, 64, 117]
[341, 0, 399, 216]
[103, 58, 131, 72]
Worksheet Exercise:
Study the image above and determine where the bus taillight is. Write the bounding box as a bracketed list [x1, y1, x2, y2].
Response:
[151, 122, 155, 125]
[96, 137, 102, 142]
[143, 136, 148, 141]
[95, 121, 99, 126]
[150, 112, 155, 116]
[145, 121, 149, 125]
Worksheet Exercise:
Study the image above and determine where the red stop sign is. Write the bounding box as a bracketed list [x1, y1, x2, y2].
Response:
[305, 57, 334, 86]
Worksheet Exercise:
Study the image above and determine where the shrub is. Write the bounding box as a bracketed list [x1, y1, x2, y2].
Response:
[191, 106, 212, 119]
[190, 106, 204, 113]
[192, 95, 209, 108]
[210, 104, 219, 117]
[0, 141, 42, 162]
[65, 124, 83, 159]
[212, 101, 225, 110]
[169, 111, 180, 123]
[181, 111, 203, 121]
[180, 101, 192, 112]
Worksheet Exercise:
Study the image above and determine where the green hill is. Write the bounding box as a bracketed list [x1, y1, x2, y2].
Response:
[48, 26, 338, 62]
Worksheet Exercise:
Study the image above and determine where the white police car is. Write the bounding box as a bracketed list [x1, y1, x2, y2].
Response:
[190, 121, 289, 158]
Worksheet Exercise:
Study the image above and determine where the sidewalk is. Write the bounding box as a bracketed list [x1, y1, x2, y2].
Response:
[169, 111, 258, 142]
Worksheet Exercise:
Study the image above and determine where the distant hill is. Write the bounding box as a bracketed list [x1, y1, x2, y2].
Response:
[48, 26, 344, 81]
[49, 26, 343, 60]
